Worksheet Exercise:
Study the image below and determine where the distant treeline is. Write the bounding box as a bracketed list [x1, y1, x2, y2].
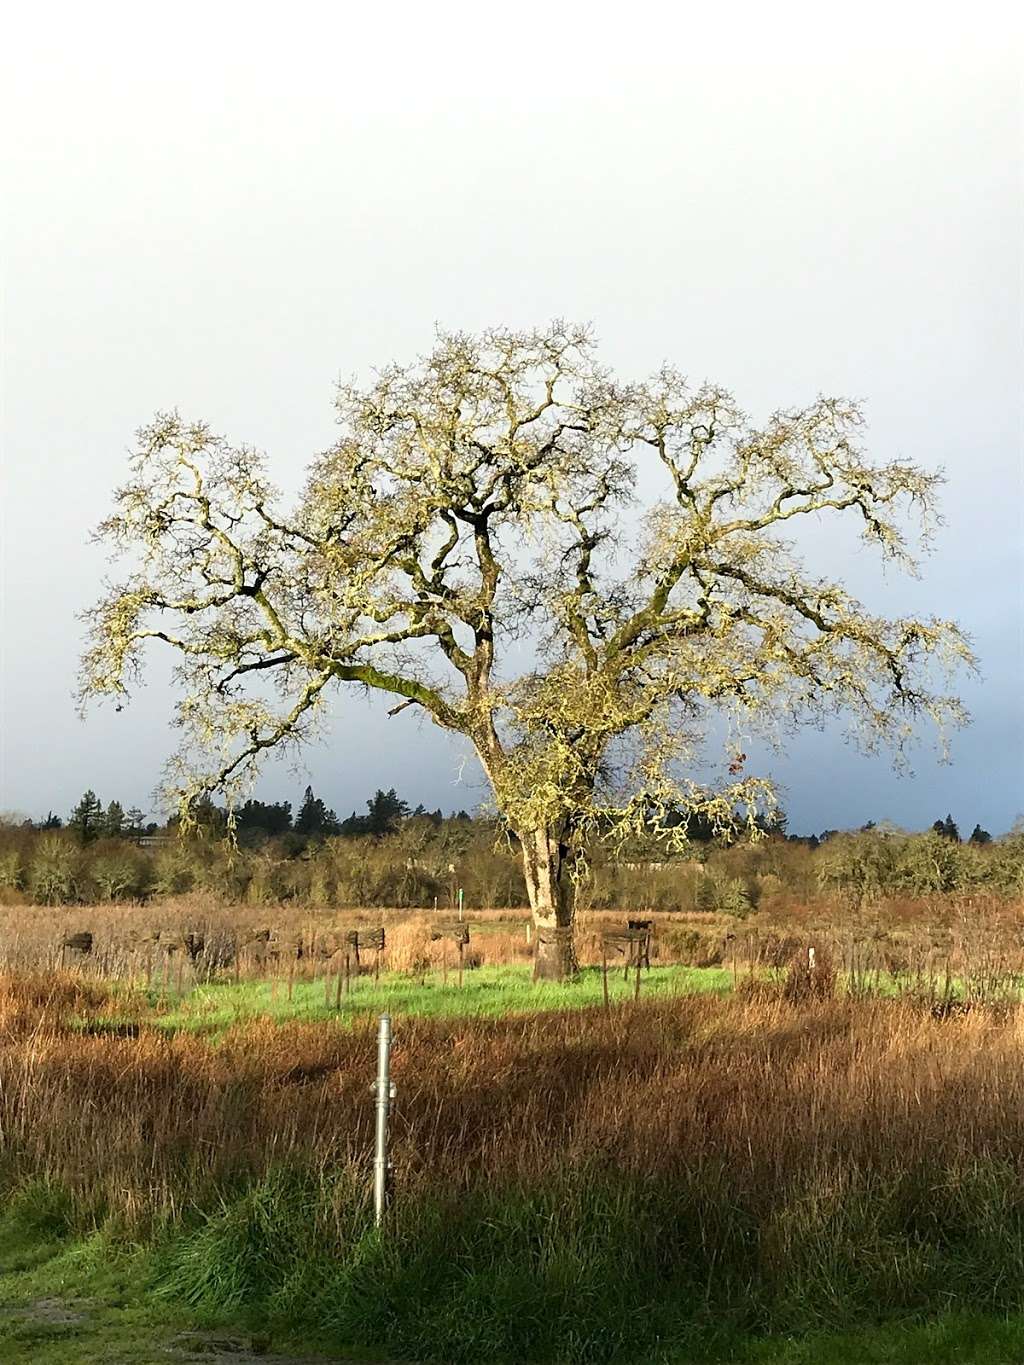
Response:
[23, 785, 469, 844]
[18, 785, 1001, 850]
[0, 785, 1020, 909]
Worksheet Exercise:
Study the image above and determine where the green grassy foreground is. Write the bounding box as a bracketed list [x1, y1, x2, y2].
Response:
[6, 1159, 1024, 1364]
[4, 1219, 1024, 1364]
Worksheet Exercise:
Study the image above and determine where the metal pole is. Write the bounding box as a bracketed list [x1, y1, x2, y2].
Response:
[373, 1013, 393, 1227]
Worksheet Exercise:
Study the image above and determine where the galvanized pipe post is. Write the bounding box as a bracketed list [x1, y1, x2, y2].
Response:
[373, 1013, 394, 1227]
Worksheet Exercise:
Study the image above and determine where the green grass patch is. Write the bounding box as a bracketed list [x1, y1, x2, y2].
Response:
[734, 1313, 1024, 1363]
[149, 962, 733, 1032]
[65, 963, 1018, 1039]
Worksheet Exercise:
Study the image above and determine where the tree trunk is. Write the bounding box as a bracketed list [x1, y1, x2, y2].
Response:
[518, 825, 578, 980]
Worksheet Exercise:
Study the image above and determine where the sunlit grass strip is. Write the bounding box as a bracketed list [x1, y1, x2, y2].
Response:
[152, 963, 732, 1030]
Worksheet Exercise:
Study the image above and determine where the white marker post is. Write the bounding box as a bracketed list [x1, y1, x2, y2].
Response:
[373, 1013, 394, 1227]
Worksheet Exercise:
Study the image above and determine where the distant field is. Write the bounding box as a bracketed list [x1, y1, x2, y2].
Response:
[4, 895, 1024, 1013]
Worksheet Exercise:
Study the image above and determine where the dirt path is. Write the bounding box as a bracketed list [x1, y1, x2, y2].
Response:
[0, 1297, 399, 1364]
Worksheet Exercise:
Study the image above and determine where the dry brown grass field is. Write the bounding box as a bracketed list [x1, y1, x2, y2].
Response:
[5, 894, 1024, 1362]
[2, 971, 1024, 1223]
[5, 962, 1024, 1362]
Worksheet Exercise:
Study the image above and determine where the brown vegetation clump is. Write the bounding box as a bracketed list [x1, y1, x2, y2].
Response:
[383, 915, 530, 976]
[0, 969, 144, 1038]
[783, 942, 836, 1002]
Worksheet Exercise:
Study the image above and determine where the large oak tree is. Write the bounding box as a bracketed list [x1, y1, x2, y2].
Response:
[80, 324, 972, 977]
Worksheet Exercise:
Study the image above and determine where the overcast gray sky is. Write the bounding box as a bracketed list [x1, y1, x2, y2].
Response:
[2, 2, 1022, 835]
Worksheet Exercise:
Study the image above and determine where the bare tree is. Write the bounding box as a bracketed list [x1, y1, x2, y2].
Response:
[80, 324, 973, 977]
